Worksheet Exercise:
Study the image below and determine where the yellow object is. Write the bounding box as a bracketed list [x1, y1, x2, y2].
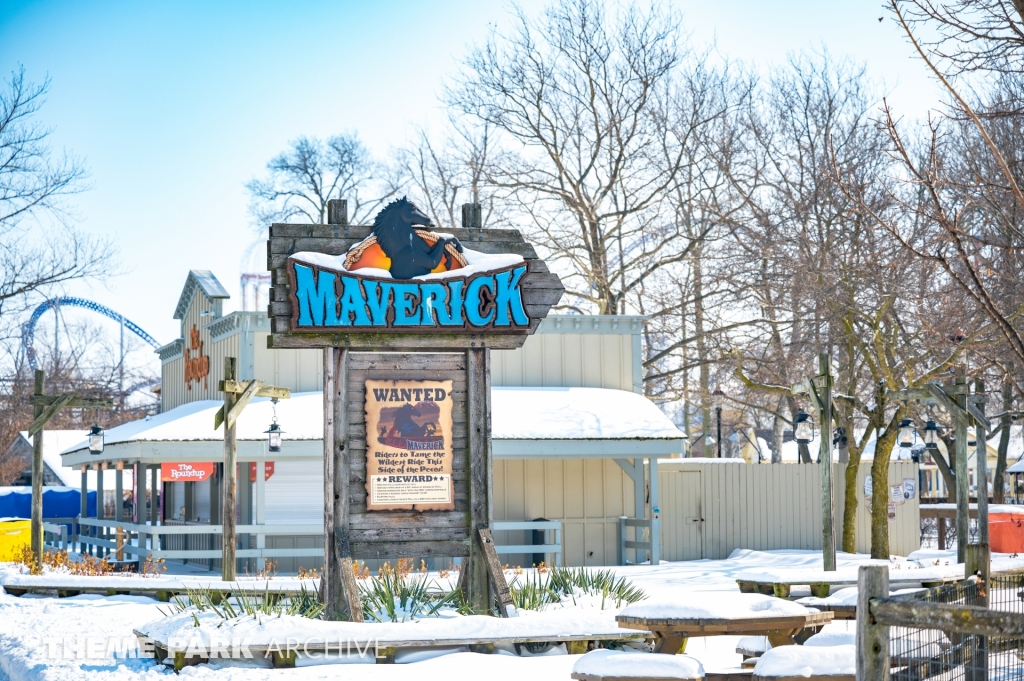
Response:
[0, 520, 31, 562]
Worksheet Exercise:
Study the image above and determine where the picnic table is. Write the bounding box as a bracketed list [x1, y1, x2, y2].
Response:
[615, 594, 833, 655]
[735, 565, 960, 599]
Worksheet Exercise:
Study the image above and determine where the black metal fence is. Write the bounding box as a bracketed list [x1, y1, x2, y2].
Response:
[860, 561, 1024, 681]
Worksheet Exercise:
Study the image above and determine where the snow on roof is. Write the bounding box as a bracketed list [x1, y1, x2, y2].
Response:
[20, 431, 134, 489]
[491, 387, 684, 440]
[17, 430, 88, 486]
[63, 387, 685, 454]
[1008, 459, 1024, 474]
[173, 270, 229, 320]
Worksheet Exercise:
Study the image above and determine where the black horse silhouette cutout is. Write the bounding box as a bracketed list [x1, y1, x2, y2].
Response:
[391, 403, 430, 437]
[372, 197, 464, 279]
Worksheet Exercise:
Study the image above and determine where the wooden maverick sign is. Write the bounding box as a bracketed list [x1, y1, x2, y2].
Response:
[267, 198, 563, 622]
[364, 379, 454, 511]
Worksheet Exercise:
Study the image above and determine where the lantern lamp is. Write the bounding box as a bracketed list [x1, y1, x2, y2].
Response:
[264, 398, 284, 453]
[923, 419, 939, 450]
[264, 423, 283, 452]
[897, 417, 916, 447]
[88, 424, 105, 455]
[793, 410, 813, 445]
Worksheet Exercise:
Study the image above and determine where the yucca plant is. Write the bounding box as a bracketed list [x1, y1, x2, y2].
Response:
[507, 570, 558, 611]
[358, 570, 464, 622]
[547, 566, 645, 608]
[162, 585, 324, 622]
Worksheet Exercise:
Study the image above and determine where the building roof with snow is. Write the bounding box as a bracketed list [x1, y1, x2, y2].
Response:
[62, 387, 687, 464]
[4, 431, 132, 489]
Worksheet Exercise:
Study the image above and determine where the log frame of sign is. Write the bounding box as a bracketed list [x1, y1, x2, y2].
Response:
[286, 261, 531, 333]
[268, 212, 563, 621]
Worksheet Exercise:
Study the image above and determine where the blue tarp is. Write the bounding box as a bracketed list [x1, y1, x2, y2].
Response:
[0, 487, 95, 519]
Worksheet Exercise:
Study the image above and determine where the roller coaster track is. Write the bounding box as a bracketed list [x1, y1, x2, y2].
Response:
[22, 297, 162, 376]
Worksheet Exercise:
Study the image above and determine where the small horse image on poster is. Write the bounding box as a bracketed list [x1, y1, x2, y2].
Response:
[364, 379, 455, 511]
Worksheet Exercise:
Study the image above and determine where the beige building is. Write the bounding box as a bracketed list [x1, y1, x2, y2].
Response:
[61, 269, 920, 571]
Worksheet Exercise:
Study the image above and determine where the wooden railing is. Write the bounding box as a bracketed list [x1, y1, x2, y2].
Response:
[492, 520, 562, 566]
[76, 517, 322, 562]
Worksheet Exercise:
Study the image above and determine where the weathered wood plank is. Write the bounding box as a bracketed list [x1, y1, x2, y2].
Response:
[348, 511, 469, 530]
[871, 599, 1024, 638]
[266, 332, 534, 351]
[322, 348, 340, 618]
[465, 348, 492, 611]
[351, 540, 471, 560]
[479, 527, 515, 617]
[856, 566, 889, 681]
[350, 527, 470, 543]
[221, 358, 238, 581]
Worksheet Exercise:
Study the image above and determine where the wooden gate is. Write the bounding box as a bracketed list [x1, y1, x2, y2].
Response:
[659, 470, 703, 560]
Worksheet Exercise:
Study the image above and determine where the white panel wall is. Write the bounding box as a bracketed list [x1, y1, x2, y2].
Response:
[264, 459, 324, 525]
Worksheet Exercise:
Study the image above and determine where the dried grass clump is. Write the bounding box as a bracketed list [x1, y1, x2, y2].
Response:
[18, 546, 116, 576]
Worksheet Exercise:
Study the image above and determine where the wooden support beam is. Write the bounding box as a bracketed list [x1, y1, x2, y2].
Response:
[218, 380, 291, 400]
[29, 394, 114, 409]
[323, 347, 362, 622]
[953, 369, 969, 565]
[815, 354, 836, 572]
[465, 348, 493, 612]
[221, 357, 238, 581]
[27, 393, 75, 437]
[31, 371, 45, 563]
[974, 380, 990, 551]
[224, 379, 263, 430]
[478, 527, 515, 617]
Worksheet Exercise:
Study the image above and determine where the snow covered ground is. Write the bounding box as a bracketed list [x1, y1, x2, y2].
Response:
[0, 547, 1018, 680]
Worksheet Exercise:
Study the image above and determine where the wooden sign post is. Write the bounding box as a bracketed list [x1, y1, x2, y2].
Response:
[267, 199, 563, 620]
[27, 370, 113, 565]
[214, 359, 291, 581]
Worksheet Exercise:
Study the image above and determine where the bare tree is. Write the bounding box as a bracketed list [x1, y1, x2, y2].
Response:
[897, 0, 1024, 75]
[448, 0, 716, 315]
[878, 2, 1024, 374]
[0, 66, 112, 343]
[393, 121, 511, 231]
[246, 132, 398, 226]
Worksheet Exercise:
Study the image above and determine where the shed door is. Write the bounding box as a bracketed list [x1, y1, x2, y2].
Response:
[660, 470, 702, 561]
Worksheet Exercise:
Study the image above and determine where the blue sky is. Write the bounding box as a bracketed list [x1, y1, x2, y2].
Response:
[0, 0, 941, 351]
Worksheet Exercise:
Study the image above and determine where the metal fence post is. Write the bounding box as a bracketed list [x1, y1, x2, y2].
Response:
[857, 565, 890, 681]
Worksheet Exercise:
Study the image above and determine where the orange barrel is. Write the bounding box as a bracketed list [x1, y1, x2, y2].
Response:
[990, 513, 1024, 554]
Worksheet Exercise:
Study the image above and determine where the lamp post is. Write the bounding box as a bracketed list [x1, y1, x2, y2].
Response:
[712, 387, 725, 458]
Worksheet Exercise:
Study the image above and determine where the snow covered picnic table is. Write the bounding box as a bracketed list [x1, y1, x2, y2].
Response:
[615, 594, 832, 656]
[734, 563, 962, 599]
[571, 649, 705, 681]
[0, 570, 320, 600]
[135, 606, 651, 670]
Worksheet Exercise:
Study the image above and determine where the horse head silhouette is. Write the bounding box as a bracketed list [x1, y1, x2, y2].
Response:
[372, 197, 464, 279]
[392, 403, 426, 437]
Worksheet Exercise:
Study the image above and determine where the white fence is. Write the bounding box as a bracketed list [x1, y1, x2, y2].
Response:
[658, 461, 921, 560]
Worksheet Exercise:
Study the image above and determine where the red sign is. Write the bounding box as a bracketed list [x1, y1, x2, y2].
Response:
[161, 462, 214, 483]
[184, 324, 210, 391]
[250, 462, 275, 482]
